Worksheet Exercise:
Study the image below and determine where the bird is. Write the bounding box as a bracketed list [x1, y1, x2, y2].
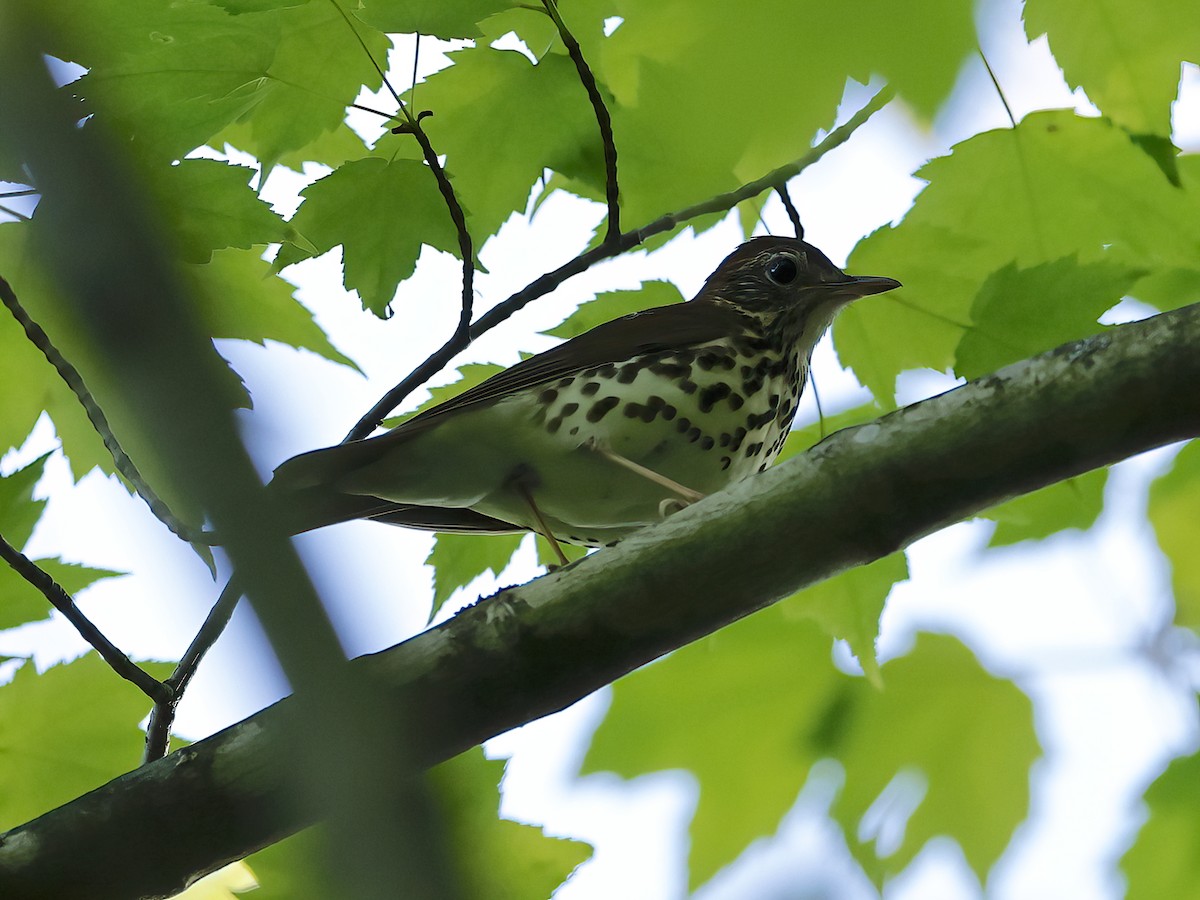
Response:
[270, 236, 900, 564]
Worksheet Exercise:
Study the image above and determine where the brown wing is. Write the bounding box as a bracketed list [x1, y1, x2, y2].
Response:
[388, 298, 750, 435]
[272, 299, 751, 492]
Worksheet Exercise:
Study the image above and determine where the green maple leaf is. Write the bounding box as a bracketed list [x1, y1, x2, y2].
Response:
[283, 157, 464, 316]
[838, 111, 1200, 404]
[1025, 0, 1199, 137]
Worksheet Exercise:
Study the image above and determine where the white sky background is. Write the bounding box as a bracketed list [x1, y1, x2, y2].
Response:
[3, 0, 1200, 896]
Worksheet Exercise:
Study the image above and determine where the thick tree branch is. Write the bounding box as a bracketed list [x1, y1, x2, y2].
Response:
[4, 302, 1197, 899]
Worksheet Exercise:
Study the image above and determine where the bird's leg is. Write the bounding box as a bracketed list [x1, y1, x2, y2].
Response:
[512, 478, 569, 568]
[586, 441, 706, 504]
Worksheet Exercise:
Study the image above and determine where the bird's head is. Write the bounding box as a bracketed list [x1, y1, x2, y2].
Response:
[697, 236, 900, 330]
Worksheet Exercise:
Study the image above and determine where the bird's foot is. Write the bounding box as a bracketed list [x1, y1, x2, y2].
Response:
[658, 497, 691, 518]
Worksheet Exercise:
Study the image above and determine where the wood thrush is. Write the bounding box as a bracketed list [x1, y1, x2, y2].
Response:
[272, 236, 900, 562]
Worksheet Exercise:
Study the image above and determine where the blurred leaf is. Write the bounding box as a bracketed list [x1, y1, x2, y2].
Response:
[583, 612, 840, 888]
[1122, 750, 1200, 900]
[210, 0, 312, 12]
[780, 552, 908, 685]
[0, 221, 248, 523]
[283, 157, 463, 316]
[0, 655, 174, 830]
[431, 751, 592, 898]
[1025, 0, 1198, 136]
[954, 257, 1146, 380]
[0, 224, 110, 477]
[426, 532, 524, 615]
[985, 469, 1107, 547]
[830, 634, 1037, 884]
[247, 751, 591, 898]
[541, 280, 684, 340]
[584, 616, 1035, 888]
[839, 112, 1200, 404]
[169, 862, 256, 900]
[1148, 441, 1200, 630]
[242, 828, 337, 899]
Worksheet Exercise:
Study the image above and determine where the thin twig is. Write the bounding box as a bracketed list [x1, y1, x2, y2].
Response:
[344, 86, 895, 430]
[333, 0, 476, 443]
[0, 275, 203, 543]
[541, 0, 620, 243]
[0, 187, 38, 198]
[775, 183, 803, 239]
[0, 203, 31, 221]
[0, 531, 171, 703]
[980, 50, 1017, 127]
[143, 576, 243, 761]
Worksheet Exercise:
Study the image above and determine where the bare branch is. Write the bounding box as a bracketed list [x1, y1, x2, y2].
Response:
[0, 531, 171, 703]
[0, 275, 203, 544]
[541, 0, 621, 242]
[143, 577, 243, 762]
[775, 182, 804, 238]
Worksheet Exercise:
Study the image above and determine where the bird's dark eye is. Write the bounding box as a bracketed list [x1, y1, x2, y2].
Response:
[765, 254, 798, 285]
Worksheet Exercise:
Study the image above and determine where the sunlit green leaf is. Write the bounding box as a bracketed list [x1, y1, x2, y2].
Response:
[0, 452, 50, 548]
[426, 532, 524, 615]
[0, 655, 174, 830]
[1025, 0, 1199, 137]
[839, 111, 1200, 404]
[955, 256, 1146, 380]
[283, 157, 463, 315]
[377, 47, 606, 242]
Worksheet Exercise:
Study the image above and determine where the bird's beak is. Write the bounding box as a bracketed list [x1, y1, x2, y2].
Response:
[840, 274, 902, 297]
